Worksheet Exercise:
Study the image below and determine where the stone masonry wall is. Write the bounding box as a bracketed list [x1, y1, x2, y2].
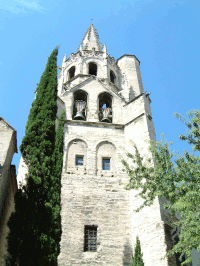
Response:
[0, 166, 17, 266]
[117, 56, 144, 100]
[124, 107, 174, 266]
[58, 114, 174, 266]
[0, 119, 17, 265]
[58, 122, 134, 266]
[58, 172, 133, 266]
[0, 121, 15, 215]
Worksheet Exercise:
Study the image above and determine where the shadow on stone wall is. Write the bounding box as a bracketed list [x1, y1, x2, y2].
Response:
[129, 86, 136, 99]
[122, 239, 133, 266]
[0, 163, 2, 177]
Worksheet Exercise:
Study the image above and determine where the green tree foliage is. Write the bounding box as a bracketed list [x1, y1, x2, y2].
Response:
[48, 110, 66, 261]
[6, 47, 64, 265]
[122, 110, 200, 265]
[131, 236, 144, 266]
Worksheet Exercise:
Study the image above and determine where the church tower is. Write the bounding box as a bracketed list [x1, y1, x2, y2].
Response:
[56, 24, 176, 266]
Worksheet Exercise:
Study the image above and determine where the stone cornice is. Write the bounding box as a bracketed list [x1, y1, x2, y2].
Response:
[116, 54, 140, 65]
[63, 74, 90, 86]
[64, 112, 146, 129]
[123, 92, 145, 106]
[124, 113, 145, 127]
[57, 96, 65, 104]
[65, 119, 124, 129]
[62, 75, 123, 100]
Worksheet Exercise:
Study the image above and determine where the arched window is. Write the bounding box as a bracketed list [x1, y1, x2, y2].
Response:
[68, 66, 76, 80]
[96, 141, 116, 175]
[98, 92, 112, 123]
[66, 139, 87, 172]
[73, 90, 87, 121]
[88, 62, 97, 76]
[110, 70, 116, 84]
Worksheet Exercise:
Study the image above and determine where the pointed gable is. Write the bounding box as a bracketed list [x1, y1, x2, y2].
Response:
[0, 117, 17, 160]
[62, 75, 122, 100]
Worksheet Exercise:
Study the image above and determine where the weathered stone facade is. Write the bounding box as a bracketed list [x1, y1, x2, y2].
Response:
[56, 24, 175, 265]
[0, 118, 17, 265]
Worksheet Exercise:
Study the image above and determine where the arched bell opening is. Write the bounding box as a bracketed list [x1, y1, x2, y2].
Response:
[68, 66, 76, 80]
[98, 93, 112, 123]
[110, 70, 116, 84]
[88, 62, 97, 76]
[73, 90, 87, 121]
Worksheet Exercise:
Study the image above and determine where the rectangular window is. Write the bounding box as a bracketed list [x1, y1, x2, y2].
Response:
[102, 158, 110, 170]
[76, 156, 83, 166]
[84, 225, 97, 252]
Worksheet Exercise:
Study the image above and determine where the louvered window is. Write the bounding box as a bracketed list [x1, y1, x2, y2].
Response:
[84, 225, 97, 252]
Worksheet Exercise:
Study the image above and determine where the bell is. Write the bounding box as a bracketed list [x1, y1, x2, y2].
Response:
[73, 100, 86, 121]
[74, 110, 85, 120]
[101, 116, 111, 123]
[101, 107, 111, 123]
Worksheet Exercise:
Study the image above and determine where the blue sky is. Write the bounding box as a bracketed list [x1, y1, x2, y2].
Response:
[0, 0, 199, 172]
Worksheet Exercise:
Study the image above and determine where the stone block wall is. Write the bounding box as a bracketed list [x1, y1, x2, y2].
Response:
[0, 120, 16, 215]
[58, 172, 133, 266]
[0, 166, 17, 265]
[58, 111, 173, 265]
[117, 55, 144, 100]
[0, 118, 17, 265]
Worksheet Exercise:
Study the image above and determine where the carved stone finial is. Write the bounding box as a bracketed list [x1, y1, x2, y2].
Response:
[62, 54, 67, 63]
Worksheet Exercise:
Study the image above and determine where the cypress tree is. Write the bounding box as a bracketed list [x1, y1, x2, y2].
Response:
[6, 47, 60, 265]
[48, 110, 66, 264]
[131, 236, 144, 266]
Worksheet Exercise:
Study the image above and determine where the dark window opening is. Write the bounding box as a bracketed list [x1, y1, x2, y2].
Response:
[110, 70, 116, 84]
[102, 158, 110, 170]
[68, 66, 76, 79]
[89, 62, 97, 76]
[76, 156, 83, 166]
[73, 90, 87, 121]
[99, 93, 112, 123]
[84, 225, 97, 252]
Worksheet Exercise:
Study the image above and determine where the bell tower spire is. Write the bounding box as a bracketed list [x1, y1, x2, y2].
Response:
[79, 23, 102, 52]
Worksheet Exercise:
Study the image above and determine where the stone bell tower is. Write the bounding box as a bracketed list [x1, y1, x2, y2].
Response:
[57, 24, 175, 266]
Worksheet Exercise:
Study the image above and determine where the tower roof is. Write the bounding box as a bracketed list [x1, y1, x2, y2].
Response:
[79, 24, 103, 52]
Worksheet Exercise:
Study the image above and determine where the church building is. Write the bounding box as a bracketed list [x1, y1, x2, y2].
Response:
[55, 24, 176, 266]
